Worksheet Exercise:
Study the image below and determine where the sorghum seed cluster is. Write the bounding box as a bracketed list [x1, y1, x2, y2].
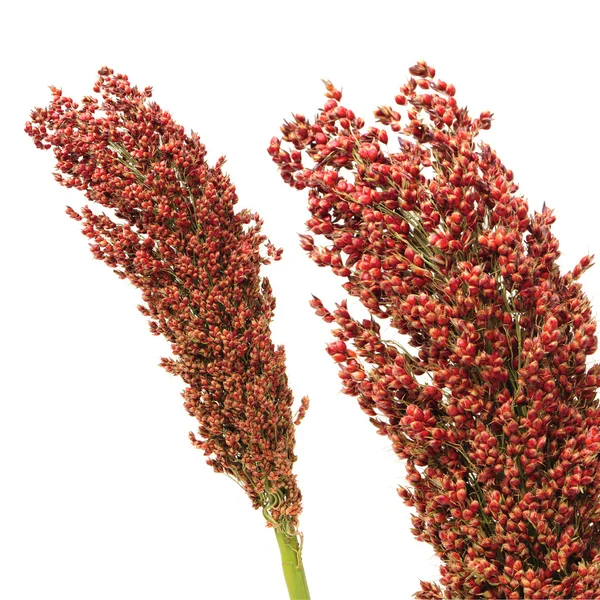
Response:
[270, 61, 600, 598]
[27, 67, 308, 534]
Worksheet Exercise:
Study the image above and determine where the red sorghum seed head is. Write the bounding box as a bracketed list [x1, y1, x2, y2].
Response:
[26, 67, 307, 535]
[270, 61, 600, 598]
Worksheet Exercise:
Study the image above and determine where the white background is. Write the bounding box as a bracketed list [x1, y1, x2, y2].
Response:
[2, 1, 599, 598]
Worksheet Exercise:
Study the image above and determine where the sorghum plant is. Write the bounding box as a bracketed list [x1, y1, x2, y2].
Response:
[26, 68, 310, 599]
[269, 61, 600, 599]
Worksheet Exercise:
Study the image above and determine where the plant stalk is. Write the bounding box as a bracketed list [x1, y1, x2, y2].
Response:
[275, 528, 311, 599]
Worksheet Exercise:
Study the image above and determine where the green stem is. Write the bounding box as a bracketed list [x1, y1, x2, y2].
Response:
[275, 528, 311, 600]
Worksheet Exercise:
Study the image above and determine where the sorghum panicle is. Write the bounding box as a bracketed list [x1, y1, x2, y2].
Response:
[26, 67, 307, 534]
[270, 62, 600, 598]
